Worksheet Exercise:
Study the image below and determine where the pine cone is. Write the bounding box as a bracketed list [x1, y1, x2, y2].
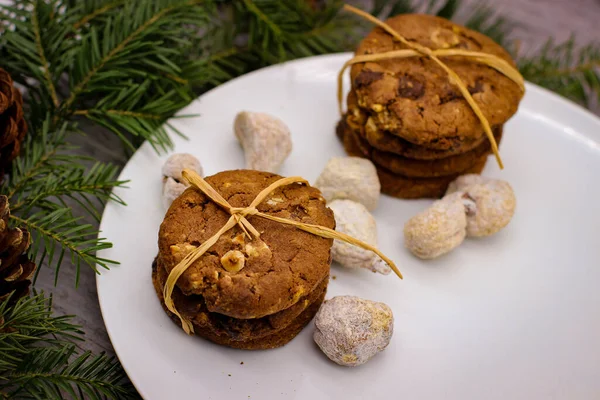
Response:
[0, 195, 36, 304]
[0, 68, 27, 178]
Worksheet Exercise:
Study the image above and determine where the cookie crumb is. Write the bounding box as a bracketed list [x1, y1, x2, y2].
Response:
[332, 275, 337, 280]
[240, 361, 244, 365]
[228, 374, 232, 377]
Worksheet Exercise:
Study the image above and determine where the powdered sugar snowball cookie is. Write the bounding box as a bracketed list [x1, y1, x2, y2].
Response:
[234, 111, 292, 173]
[445, 174, 490, 194]
[161, 153, 203, 209]
[314, 296, 394, 367]
[403, 192, 467, 259]
[314, 157, 380, 211]
[447, 175, 516, 237]
[328, 200, 390, 275]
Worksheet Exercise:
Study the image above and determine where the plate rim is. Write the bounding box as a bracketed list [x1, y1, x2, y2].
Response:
[95, 52, 600, 397]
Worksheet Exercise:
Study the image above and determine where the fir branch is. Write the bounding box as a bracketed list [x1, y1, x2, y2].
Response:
[10, 162, 127, 220]
[0, 294, 136, 399]
[60, 0, 213, 150]
[6, 347, 136, 400]
[75, 79, 195, 151]
[2, 0, 216, 150]
[31, 1, 59, 108]
[4, 118, 127, 218]
[180, 14, 260, 87]
[0, 293, 82, 371]
[432, 0, 459, 19]
[463, 4, 514, 50]
[367, 0, 513, 49]
[370, 0, 414, 19]
[4, 121, 79, 201]
[243, 0, 282, 38]
[63, 1, 196, 112]
[234, 0, 357, 63]
[519, 38, 600, 106]
[72, 0, 127, 30]
[0, 0, 79, 113]
[11, 210, 116, 286]
[74, 109, 164, 120]
[1, 118, 125, 284]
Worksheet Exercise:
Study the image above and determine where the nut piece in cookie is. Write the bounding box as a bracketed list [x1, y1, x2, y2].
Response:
[403, 192, 467, 259]
[314, 296, 393, 367]
[162, 153, 203, 209]
[234, 111, 292, 173]
[158, 169, 335, 320]
[350, 14, 524, 148]
[314, 157, 380, 211]
[329, 199, 390, 274]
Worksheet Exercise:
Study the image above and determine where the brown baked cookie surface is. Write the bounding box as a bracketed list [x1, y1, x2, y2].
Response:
[349, 14, 523, 149]
[152, 259, 326, 350]
[152, 258, 327, 342]
[350, 126, 501, 178]
[345, 91, 494, 159]
[376, 158, 487, 199]
[158, 170, 335, 320]
[339, 119, 488, 198]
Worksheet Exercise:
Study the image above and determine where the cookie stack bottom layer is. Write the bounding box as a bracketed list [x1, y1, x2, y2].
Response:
[152, 258, 327, 350]
[338, 120, 488, 199]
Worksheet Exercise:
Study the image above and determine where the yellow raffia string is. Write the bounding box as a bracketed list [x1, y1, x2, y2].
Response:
[339, 4, 526, 170]
[163, 169, 403, 335]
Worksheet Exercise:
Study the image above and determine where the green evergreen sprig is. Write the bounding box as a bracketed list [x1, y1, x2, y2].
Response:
[0, 0, 218, 151]
[1, 1, 599, 398]
[0, 293, 136, 399]
[235, 0, 359, 63]
[519, 38, 600, 107]
[1, 118, 127, 285]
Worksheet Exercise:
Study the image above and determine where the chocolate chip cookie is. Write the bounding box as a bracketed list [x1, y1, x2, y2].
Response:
[158, 170, 335, 321]
[346, 90, 503, 159]
[152, 258, 327, 349]
[350, 125, 501, 178]
[349, 14, 523, 150]
[338, 119, 488, 198]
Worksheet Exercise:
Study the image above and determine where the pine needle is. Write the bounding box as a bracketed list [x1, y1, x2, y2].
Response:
[1, 118, 125, 285]
[519, 38, 600, 107]
[0, 293, 136, 399]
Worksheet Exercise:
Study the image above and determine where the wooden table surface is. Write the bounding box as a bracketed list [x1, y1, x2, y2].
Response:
[33, 0, 600, 388]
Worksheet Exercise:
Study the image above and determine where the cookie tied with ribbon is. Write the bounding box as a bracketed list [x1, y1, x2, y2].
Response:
[338, 5, 526, 170]
[158, 169, 400, 337]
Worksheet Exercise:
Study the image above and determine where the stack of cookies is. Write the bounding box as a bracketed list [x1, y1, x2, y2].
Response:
[338, 14, 523, 199]
[153, 170, 335, 349]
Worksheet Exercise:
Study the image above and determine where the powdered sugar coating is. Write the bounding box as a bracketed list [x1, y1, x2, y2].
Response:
[314, 157, 380, 211]
[162, 178, 187, 210]
[403, 192, 467, 259]
[460, 180, 515, 237]
[162, 153, 202, 182]
[447, 174, 516, 237]
[234, 111, 292, 173]
[314, 296, 394, 367]
[161, 153, 203, 209]
[329, 199, 390, 274]
[445, 173, 490, 194]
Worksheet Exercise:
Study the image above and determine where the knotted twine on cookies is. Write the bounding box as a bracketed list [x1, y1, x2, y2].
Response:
[163, 169, 402, 335]
[338, 4, 526, 169]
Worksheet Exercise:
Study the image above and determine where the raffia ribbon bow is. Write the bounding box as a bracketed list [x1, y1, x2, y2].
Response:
[338, 5, 526, 169]
[163, 169, 402, 334]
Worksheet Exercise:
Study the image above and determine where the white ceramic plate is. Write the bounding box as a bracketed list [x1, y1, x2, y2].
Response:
[97, 53, 600, 400]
